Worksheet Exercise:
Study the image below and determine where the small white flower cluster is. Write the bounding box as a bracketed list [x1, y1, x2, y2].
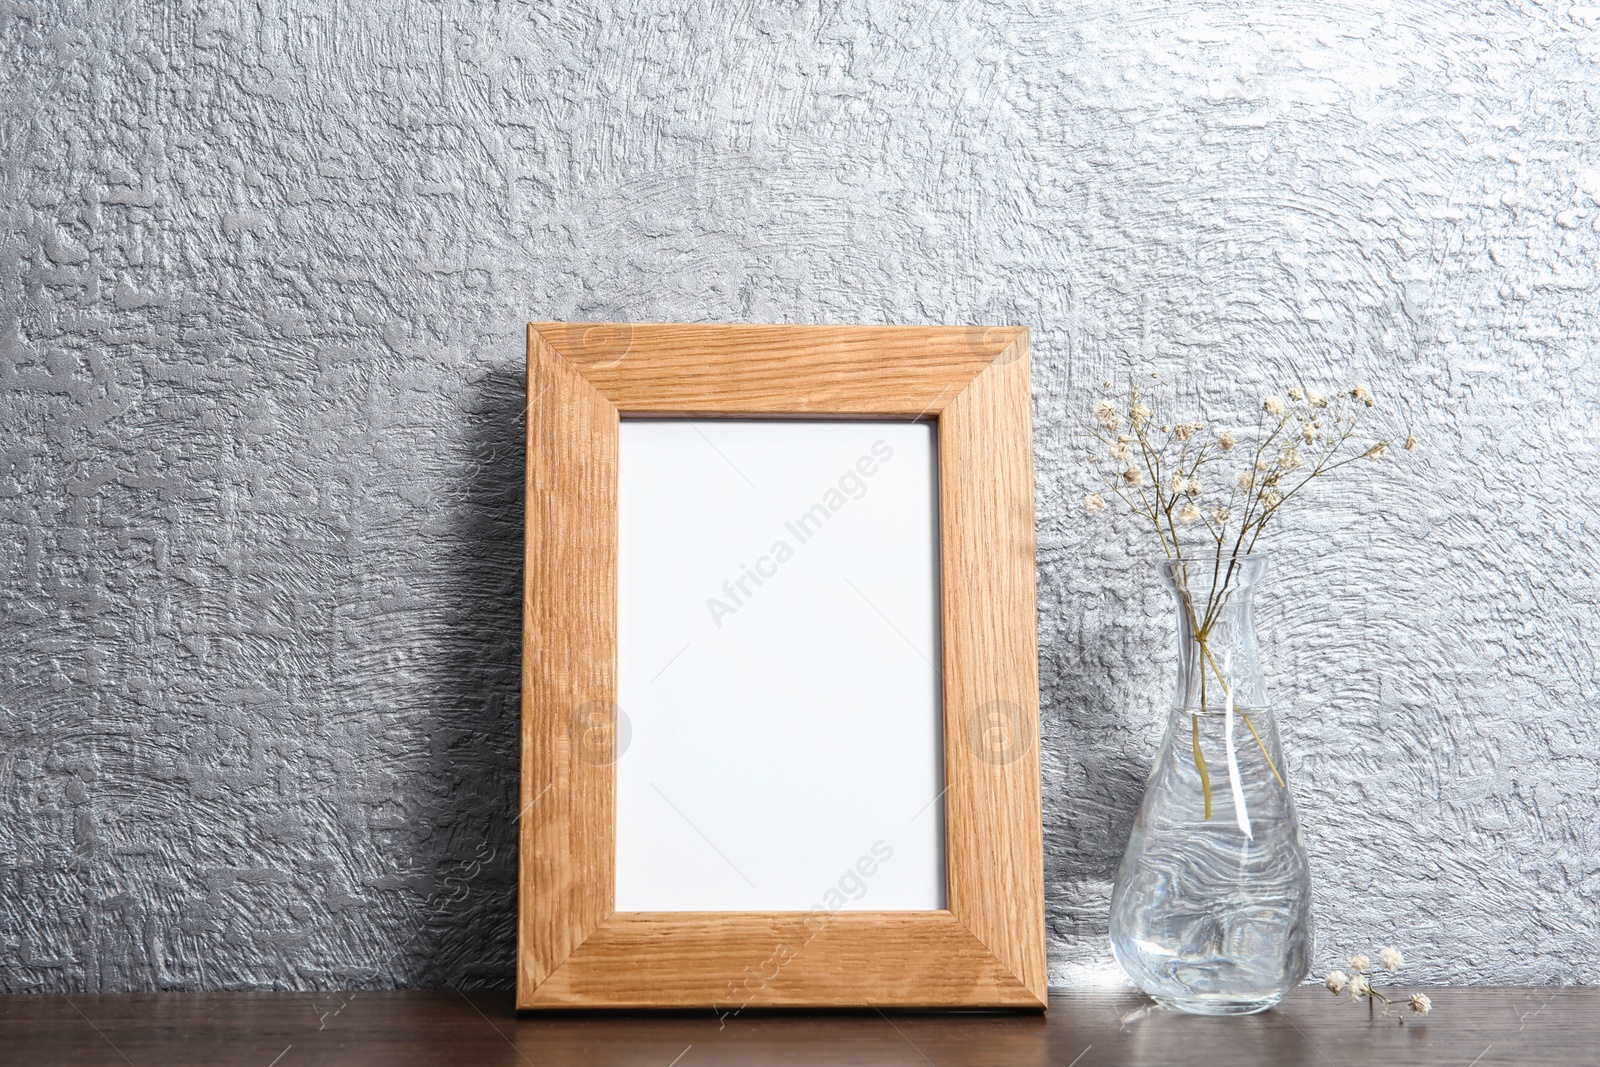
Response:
[1323, 947, 1430, 1023]
[1082, 378, 1411, 563]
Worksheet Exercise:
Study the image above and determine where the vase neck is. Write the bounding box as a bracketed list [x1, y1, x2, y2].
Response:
[1159, 556, 1269, 712]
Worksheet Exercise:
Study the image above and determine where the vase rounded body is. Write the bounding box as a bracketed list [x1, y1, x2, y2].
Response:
[1109, 555, 1313, 1015]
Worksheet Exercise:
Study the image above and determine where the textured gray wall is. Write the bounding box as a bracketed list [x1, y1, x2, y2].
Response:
[2, 0, 1597, 993]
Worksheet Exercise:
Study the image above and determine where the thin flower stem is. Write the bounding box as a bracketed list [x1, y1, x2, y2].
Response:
[1245, 419, 1383, 553]
[1191, 714, 1212, 821]
[1240, 711, 1286, 789]
[1196, 637, 1287, 788]
[1203, 536, 1229, 633]
[1129, 392, 1184, 560]
[1194, 632, 1214, 819]
[1230, 409, 1283, 561]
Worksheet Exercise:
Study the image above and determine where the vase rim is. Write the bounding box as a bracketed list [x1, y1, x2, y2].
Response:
[1156, 553, 1269, 592]
[1156, 552, 1268, 568]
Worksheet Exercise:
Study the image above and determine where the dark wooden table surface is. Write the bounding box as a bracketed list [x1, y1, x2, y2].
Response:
[0, 987, 1586, 1066]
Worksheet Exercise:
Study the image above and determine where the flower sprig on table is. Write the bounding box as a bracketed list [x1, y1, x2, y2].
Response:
[1324, 948, 1432, 1022]
[1081, 374, 1414, 817]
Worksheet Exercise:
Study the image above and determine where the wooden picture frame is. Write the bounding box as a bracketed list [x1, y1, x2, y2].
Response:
[520, 323, 1045, 1010]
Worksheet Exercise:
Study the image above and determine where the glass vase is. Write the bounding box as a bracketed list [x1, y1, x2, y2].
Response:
[1108, 554, 1313, 1015]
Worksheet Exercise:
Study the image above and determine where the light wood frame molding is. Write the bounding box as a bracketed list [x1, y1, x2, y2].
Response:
[520, 322, 1044, 1010]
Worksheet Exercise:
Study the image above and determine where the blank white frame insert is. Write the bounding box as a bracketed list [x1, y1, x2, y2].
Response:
[615, 419, 946, 912]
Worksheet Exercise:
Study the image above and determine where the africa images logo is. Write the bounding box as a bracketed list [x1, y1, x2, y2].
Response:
[704, 438, 896, 628]
[715, 839, 896, 1023]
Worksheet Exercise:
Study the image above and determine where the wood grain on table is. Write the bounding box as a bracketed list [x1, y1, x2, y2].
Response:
[0, 988, 1582, 1066]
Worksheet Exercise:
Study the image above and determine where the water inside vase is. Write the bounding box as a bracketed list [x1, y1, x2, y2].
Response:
[1109, 705, 1314, 1014]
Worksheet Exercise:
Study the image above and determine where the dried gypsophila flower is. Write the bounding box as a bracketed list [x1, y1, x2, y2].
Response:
[1322, 947, 1429, 1025]
[1093, 399, 1119, 430]
[1178, 504, 1201, 525]
[1084, 493, 1107, 514]
[1081, 377, 1410, 563]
